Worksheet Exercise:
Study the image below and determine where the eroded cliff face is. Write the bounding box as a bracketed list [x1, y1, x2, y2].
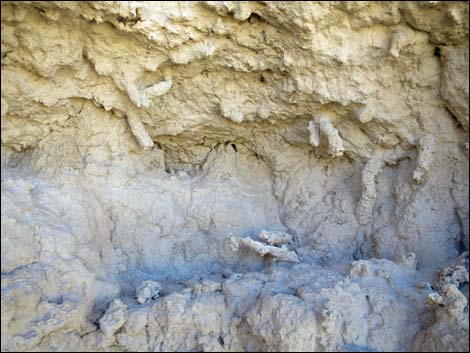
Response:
[1, 1, 469, 352]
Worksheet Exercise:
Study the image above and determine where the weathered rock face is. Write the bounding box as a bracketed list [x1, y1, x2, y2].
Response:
[1, 1, 468, 352]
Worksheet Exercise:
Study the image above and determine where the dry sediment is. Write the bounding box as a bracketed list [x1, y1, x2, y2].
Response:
[1, 1, 469, 351]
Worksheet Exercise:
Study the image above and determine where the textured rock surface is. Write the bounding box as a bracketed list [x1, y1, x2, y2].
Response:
[1, 1, 469, 351]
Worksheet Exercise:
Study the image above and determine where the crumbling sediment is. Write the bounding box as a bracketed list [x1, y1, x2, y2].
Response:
[1, 1, 468, 352]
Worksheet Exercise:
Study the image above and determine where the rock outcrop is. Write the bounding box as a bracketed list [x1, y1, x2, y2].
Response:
[1, 1, 468, 351]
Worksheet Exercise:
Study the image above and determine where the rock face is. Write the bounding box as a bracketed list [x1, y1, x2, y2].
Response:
[1, 1, 468, 352]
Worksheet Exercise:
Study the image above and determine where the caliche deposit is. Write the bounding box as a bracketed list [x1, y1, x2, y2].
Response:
[1, 1, 469, 352]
